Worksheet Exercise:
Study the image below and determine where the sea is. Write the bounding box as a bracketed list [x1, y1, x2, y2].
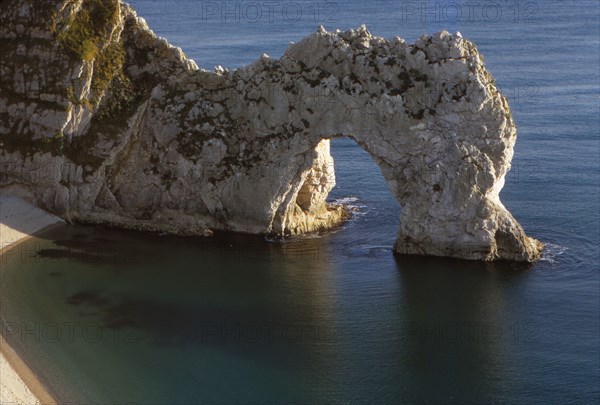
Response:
[1, 0, 598, 403]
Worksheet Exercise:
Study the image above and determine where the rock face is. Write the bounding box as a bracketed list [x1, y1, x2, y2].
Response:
[0, 0, 543, 261]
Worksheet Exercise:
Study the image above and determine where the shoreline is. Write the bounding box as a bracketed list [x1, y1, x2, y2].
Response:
[0, 194, 61, 405]
[0, 335, 56, 405]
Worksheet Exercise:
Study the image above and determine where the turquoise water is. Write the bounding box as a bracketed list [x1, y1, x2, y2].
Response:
[1, 0, 599, 403]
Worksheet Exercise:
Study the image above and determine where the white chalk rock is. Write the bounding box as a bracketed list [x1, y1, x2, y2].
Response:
[0, 0, 542, 261]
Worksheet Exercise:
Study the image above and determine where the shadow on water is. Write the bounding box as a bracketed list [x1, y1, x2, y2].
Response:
[392, 254, 534, 403]
[32, 224, 339, 369]
[34, 223, 340, 267]
[1, 222, 585, 404]
[1, 223, 348, 402]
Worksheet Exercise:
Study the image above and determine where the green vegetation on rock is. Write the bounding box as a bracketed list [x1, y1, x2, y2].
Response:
[56, 0, 120, 62]
[56, 0, 128, 106]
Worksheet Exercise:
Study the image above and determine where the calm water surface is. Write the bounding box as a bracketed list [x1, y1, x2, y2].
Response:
[1, 0, 598, 403]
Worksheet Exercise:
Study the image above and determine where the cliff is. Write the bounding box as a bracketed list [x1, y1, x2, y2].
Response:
[0, 0, 543, 261]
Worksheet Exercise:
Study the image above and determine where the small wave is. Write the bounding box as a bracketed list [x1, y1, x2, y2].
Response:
[539, 243, 568, 263]
[330, 196, 369, 217]
[330, 196, 359, 205]
[344, 245, 393, 258]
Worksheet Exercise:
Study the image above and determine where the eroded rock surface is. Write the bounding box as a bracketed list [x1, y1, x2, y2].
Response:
[0, 0, 543, 261]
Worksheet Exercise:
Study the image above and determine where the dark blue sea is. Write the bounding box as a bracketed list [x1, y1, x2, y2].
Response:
[1, 0, 598, 403]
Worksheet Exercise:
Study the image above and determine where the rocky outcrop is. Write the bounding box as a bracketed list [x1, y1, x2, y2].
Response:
[0, 0, 543, 261]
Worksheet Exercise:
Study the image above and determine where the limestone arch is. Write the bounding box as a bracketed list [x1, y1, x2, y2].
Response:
[0, 0, 542, 261]
[221, 27, 544, 261]
[104, 25, 541, 261]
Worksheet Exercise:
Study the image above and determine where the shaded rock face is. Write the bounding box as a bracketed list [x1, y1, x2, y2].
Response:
[0, 0, 543, 261]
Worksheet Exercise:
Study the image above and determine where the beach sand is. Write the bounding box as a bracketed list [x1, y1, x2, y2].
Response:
[0, 194, 61, 405]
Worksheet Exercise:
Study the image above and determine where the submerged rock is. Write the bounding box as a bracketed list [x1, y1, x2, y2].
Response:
[0, 0, 543, 261]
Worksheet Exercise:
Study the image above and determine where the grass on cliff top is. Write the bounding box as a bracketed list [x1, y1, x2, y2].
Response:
[56, 0, 120, 62]
[36, 0, 136, 171]
[55, 0, 130, 107]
